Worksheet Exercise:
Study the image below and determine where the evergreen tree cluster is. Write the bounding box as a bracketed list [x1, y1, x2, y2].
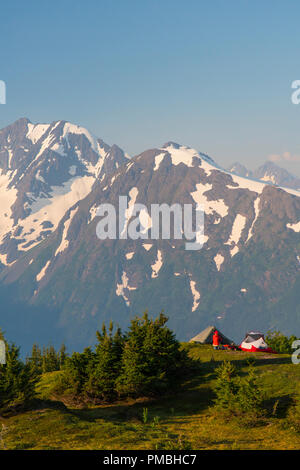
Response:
[59, 312, 188, 401]
[26, 343, 67, 374]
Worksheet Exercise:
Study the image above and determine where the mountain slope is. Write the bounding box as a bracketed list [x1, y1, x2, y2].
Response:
[1, 140, 300, 351]
[0, 118, 128, 266]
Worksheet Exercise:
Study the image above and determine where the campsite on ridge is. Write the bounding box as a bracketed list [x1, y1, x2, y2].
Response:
[0, 315, 299, 450]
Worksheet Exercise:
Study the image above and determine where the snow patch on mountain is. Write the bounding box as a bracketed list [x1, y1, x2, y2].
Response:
[0, 253, 16, 267]
[36, 260, 51, 282]
[7, 149, 13, 169]
[26, 123, 50, 144]
[35, 170, 45, 183]
[151, 249, 163, 278]
[143, 243, 153, 251]
[190, 279, 200, 312]
[16, 175, 94, 251]
[62, 122, 99, 154]
[154, 153, 166, 171]
[261, 174, 276, 183]
[161, 143, 222, 177]
[214, 253, 224, 271]
[30, 123, 60, 165]
[163, 144, 201, 168]
[247, 197, 260, 241]
[281, 187, 300, 197]
[139, 208, 152, 234]
[225, 214, 247, 246]
[230, 246, 239, 257]
[55, 207, 79, 256]
[116, 271, 137, 306]
[88, 204, 98, 224]
[50, 142, 66, 156]
[287, 221, 300, 232]
[191, 183, 228, 218]
[227, 174, 266, 194]
[0, 170, 18, 244]
[120, 187, 139, 237]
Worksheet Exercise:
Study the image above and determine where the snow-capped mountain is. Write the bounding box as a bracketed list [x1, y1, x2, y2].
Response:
[1, 131, 300, 352]
[0, 118, 128, 266]
[253, 162, 300, 189]
[227, 162, 252, 178]
[228, 161, 300, 190]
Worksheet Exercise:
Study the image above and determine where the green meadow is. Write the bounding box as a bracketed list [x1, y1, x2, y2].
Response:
[1, 344, 299, 450]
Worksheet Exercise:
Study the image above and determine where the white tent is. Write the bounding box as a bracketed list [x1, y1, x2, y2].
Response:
[240, 331, 273, 353]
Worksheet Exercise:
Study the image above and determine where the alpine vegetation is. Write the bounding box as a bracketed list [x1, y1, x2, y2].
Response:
[55, 312, 189, 402]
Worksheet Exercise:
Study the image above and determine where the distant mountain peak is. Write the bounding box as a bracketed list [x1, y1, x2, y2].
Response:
[227, 162, 252, 177]
[161, 141, 182, 149]
[228, 160, 300, 191]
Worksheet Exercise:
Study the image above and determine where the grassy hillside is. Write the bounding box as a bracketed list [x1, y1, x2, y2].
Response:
[0, 344, 299, 450]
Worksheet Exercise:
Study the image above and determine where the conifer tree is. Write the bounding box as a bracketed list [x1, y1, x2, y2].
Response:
[59, 344, 67, 369]
[86, 322, 125, 400]
[27, 344, 43, 374]
[47, 345, 59, 371]
[0, 338, 37, 410]
[62, 348, 95, 395]
[116, 311, 186, 397]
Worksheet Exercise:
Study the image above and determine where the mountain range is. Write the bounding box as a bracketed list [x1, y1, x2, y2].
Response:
[0, 118, 300, 353]
[228, 161, 300, 190]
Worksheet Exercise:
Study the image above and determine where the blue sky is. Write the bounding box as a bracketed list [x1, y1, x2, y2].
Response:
[1, 0, 300, 173]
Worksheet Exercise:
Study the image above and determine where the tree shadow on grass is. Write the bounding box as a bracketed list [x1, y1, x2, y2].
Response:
[0, 398, 68, 418]
[64, 383, 215, 426]
[263, 394, 294, 419]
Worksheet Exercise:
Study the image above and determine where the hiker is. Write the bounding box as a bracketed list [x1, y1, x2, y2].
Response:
[213, 330, 220, 350]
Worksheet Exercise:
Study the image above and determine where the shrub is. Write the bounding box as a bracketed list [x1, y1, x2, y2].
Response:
[214, 361, 264, 416]
[236, 364, 264, 414]
[265, 330, 299, 354]
[214, 361, 239, 411]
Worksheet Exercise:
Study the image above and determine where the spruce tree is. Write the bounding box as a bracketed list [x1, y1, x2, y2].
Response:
[59, 344, 67, 369]
[116, 312, 186, 397]
[27, 344, 42, 374]
[0, 338, 37, 410]
[86, 322, 124, 400]
[62, 348, 95, 395]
